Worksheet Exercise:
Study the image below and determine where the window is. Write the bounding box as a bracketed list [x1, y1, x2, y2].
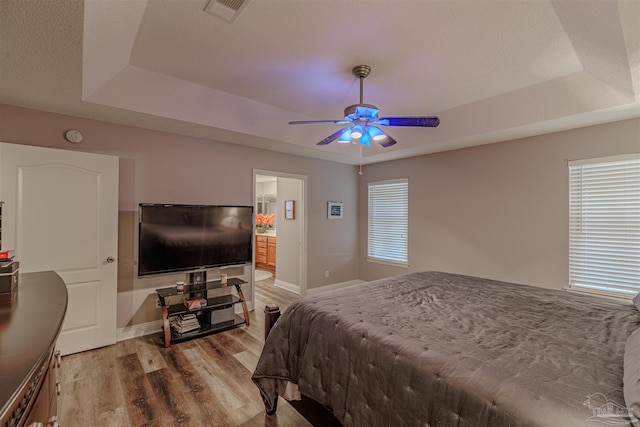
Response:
[569, 154, 640, 297]
[368, 179, 408, 266]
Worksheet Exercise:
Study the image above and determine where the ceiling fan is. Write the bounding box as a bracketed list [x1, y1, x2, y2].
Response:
[289, 65, 440, 147]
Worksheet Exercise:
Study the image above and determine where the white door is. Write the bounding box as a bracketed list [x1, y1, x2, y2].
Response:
[0, 142, 118, 355]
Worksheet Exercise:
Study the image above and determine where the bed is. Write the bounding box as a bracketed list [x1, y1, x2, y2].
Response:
[252, 271, 640, 427]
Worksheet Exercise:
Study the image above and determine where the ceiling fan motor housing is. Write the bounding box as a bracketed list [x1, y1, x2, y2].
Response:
[344, 104, 379, 122]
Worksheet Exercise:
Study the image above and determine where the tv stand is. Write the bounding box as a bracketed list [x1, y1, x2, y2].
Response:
[156, 278, 250, 347]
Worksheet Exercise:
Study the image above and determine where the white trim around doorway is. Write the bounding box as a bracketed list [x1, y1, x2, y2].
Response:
[252, 169, 308, 308]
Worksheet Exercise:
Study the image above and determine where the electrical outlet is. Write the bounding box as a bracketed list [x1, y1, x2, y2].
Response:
[155, 298, 161, 309]
[325, 270, 329, 278]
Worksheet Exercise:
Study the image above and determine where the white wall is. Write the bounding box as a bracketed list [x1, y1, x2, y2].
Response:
[359, 118, 640, 290]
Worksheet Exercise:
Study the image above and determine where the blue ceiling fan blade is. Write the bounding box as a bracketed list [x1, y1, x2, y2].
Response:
[289, 119, 351, 125]
[316, 128, 351, 145]
[377, 133, 397, 147]
[375, 117, 440, 127]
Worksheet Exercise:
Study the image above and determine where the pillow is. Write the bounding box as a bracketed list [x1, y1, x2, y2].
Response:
[624, 328, 640, 426]
[634, 293, 640, 311]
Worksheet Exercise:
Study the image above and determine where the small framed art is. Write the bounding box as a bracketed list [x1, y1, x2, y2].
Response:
[285, 200, 295, 219]
[327, 201, 343, 219]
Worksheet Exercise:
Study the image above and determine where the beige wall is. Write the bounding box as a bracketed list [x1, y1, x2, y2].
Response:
[0, 104, 360, 330]
[359, 118, 640, 290]
[275, 177, 303, 289]
[3, 103, 637, 330]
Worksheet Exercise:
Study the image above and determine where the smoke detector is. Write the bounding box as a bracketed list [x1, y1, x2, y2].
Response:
[64, 129, 83, 144]
[203, 0, 250, 23]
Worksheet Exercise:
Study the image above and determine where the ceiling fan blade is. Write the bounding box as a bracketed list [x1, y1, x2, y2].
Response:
[289, 120, 351, 125]
[378, 134, 397, 148]
[316, 128, 350, 145]
[376, 116, 440, 127]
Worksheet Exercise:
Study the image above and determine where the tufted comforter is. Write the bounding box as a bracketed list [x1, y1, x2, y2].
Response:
[252, 271, 640, 427]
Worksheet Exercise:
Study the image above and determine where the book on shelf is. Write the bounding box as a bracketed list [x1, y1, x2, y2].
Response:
[172, 317, 199, 326]
[171, 316, 199, 326]
[171, 326, 199, 334]
[170, 313, 201, 334]
[177, 312, 196, 320]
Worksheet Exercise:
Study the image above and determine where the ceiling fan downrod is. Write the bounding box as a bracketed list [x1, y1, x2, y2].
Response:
[352, 65, 371, 105]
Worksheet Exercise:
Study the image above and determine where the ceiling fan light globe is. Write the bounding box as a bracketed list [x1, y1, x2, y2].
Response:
[367, 126, 387, 141]
[337, 128, 352, 143]
[351, 125, 363, 139]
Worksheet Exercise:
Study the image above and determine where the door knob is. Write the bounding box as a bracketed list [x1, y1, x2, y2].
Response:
[106, 256, 115, 263]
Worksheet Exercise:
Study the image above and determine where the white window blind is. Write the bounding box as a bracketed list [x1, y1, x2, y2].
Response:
[368, 179, 408, 265]
[569, 154, 640, 296]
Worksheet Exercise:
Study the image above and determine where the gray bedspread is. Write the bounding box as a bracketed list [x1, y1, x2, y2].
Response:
[252, 271, 640, 427]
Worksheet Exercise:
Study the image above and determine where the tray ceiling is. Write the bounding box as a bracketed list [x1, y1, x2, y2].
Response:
[1, 0, 638, 165]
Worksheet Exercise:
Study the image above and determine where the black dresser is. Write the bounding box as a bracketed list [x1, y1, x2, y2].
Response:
[0, 272, 68, 427]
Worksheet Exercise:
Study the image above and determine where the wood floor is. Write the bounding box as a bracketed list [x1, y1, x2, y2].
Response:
[58, 277, 312, 426]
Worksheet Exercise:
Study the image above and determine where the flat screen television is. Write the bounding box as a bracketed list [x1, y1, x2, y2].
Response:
[138, 204, 253, 277]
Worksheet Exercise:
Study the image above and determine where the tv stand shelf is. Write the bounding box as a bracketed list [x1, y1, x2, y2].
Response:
[156, 277, 250, 347]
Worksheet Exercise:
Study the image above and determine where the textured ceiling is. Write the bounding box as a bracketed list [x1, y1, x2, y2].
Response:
[0, 0, 638, 165]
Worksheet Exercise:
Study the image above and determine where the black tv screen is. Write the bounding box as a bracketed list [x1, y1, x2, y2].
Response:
[138, 204, 253, 277]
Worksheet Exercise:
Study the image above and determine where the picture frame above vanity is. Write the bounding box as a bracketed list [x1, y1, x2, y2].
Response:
[285, 200, 295, 219]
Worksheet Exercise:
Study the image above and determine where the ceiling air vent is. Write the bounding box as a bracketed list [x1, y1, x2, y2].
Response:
[203, 0, 249, 23]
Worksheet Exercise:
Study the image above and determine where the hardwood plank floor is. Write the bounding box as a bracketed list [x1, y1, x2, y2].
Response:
[59, 276, 313, 427]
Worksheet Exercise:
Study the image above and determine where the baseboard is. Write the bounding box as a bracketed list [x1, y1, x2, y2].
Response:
[306, 279, 364, 296]
[274, 279, 301, 295]
[116, 319, 163, 342]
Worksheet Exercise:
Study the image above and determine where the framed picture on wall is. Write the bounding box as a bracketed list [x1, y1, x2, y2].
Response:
[285, 200, 295, 219]
[327, 201, 343, 219]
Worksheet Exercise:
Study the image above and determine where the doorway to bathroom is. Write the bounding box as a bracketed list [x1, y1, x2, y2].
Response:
[253, 170, 307, 307]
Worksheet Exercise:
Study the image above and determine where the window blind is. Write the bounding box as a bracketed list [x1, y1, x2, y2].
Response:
[368, 179, 408, 264]
[569, 154, 640, 296]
